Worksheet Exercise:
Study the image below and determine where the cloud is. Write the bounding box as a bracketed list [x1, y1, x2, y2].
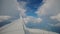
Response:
[54, 23, 60, 27]
[35, 0, 60, 16]
[23, 16, 42, 24]
[16, 1, 43, 26]
[0, 17, 58, 34]
[1, 18, 58, 34]
[35, 0, 60, 27]
[48, 23, 60, 27]
[50, 13, 60, 27]
[50, 13, 60, 21]
[17, 1, 27, 16]
[0, 16, 11, 22]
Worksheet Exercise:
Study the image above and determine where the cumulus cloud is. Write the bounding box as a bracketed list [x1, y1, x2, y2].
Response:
[50, 13, 60, 27]
[50, 13, 60, 21]
[35, 0, 60, 16]
[17, 1, 27, 16]
[54, 23, 60, 27]
[23, 16, 42, 24]
[35, 0, 60, 27]
[48, 23, 60, 27]
[0, 16, 11, 22]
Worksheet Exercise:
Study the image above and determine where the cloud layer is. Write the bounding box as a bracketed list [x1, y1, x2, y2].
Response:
[24, 16, 42, 24]
[0, 16, 11, 22]
[35, 0, 60, 27]
[17, 1, 27, 17]
[35, 0, 60, 16]
[50, 13, 60, 21]
[50, 13, 60, 27]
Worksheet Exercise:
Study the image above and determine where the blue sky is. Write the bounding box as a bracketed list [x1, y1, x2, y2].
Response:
[17, 0, 43, 17]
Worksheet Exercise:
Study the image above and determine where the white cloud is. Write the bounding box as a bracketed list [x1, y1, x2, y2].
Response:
[54, 23, 60, 27]
[50, 13, 60, 27]
[17, 1, 27, 16]
[23, 16, 42, 24]
[35, 0, 60, 27]
[35, 0, 60, 16]
[0, 16, 11, 22]
[50, 13, 60, 21]
[48, 23, 60, 27]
